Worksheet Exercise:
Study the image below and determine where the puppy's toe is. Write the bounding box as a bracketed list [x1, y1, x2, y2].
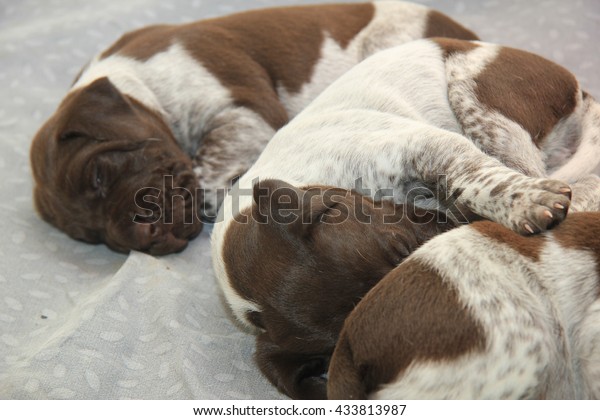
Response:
[509, 179, 571, 235]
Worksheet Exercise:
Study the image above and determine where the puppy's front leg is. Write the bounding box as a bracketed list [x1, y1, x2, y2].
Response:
[449, 164, 571, 234]
[389, 127, 571, 234]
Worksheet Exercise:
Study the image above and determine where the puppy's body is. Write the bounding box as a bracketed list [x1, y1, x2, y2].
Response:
[30, 1, 478, 254]
[212, 39, 600, 398]
[214, 38, 597, 325]
[328, 212, 600, 399]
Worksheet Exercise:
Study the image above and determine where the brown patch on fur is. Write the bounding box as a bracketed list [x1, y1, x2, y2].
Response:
[489, 180, 510, 197]
[472, 221, 544, 261]
[99, 4, 376, 129]
[489, 175, 521, 197]
[552, 212, 600, 275]
[194, 3, 375, 94]
[98, 4, 481, 131]
[474, 213, 600, 271]
[328, 258, 486, 399]
[432, 37, 479, 58]
[474, 46, 579, 145]
[187, 4, 374, 128]
[425, 12, 479, 42]
[100, 25, 174, 60]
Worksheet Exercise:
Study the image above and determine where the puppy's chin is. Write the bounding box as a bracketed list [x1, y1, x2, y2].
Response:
[105, 213, 203, 255]
[103, 226, 198, 255]
[134, 233, 191, 255]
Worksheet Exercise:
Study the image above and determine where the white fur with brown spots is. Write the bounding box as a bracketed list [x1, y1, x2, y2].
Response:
[212, 38, 600, 398]
[329, 211, 600, 399]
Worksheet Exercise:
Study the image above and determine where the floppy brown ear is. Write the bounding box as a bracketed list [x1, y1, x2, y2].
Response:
[252, 179, 302, 225]
[255, 333, 329, 400]
[252, 179, 344, 232]
[57, 77, 136, 142]
[300, 187, 349, 231]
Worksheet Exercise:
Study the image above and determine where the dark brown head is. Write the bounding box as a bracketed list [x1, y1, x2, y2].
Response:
[218, 179, 456, 398]
[30, 77, 202, 255]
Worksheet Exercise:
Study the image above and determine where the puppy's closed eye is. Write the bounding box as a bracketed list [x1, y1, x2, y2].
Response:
[59, 131, 87, 142]
[91, 164, 103, 191]
[86, 160, 108, 198]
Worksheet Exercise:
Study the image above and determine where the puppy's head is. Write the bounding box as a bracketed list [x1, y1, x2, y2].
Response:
[30, 77, 202, 255]
[217, 179, 455, 398]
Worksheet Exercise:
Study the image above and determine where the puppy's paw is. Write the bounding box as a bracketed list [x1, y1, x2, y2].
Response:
[507, 179, 571, 235]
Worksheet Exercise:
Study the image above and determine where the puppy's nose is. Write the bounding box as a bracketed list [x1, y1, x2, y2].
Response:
[133, 222, 188, 255]
[133, 222, 161, 250]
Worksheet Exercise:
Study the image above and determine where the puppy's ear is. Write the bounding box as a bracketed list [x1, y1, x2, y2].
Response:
[252, 180, 348, 234]
[57, 77, 135, 142]
[300, 187, 348, 230]
[252, 179, 302, 225]
[255, 333, 329, 400]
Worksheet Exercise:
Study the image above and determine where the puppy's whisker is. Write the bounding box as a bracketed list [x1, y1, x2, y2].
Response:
[356, 249, 369, 262]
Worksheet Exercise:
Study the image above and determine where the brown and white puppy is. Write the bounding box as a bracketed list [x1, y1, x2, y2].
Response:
[29, 1, 478, 255]
[230, 182, 457, 398]
[328, 210, 600, 399]
[212, 38, 600, 398]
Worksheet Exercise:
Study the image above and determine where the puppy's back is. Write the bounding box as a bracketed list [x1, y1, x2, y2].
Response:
[328, 256, 488, 399]
[328, 214, 600, 399]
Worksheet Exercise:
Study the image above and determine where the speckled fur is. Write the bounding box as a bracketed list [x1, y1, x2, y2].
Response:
[73, 1, 473, 219]
[213, 38, 600, 337]
[329, 214, 600, 399]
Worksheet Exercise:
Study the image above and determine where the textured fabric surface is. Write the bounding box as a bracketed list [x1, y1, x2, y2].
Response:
[1, 0, 599, 399]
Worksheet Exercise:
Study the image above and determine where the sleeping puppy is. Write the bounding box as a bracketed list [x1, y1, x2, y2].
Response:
[242, 190, 457, 399]
[211, 38, 600, 398]
[28, 1, 478, 255]
[328, 208, 600, 399]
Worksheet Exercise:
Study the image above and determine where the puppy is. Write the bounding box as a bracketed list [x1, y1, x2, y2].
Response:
[211, 38, 600, 398]
[328, 210, 600, 399]
[29, 1, 477, 255]
[239, 187, 456, 399]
